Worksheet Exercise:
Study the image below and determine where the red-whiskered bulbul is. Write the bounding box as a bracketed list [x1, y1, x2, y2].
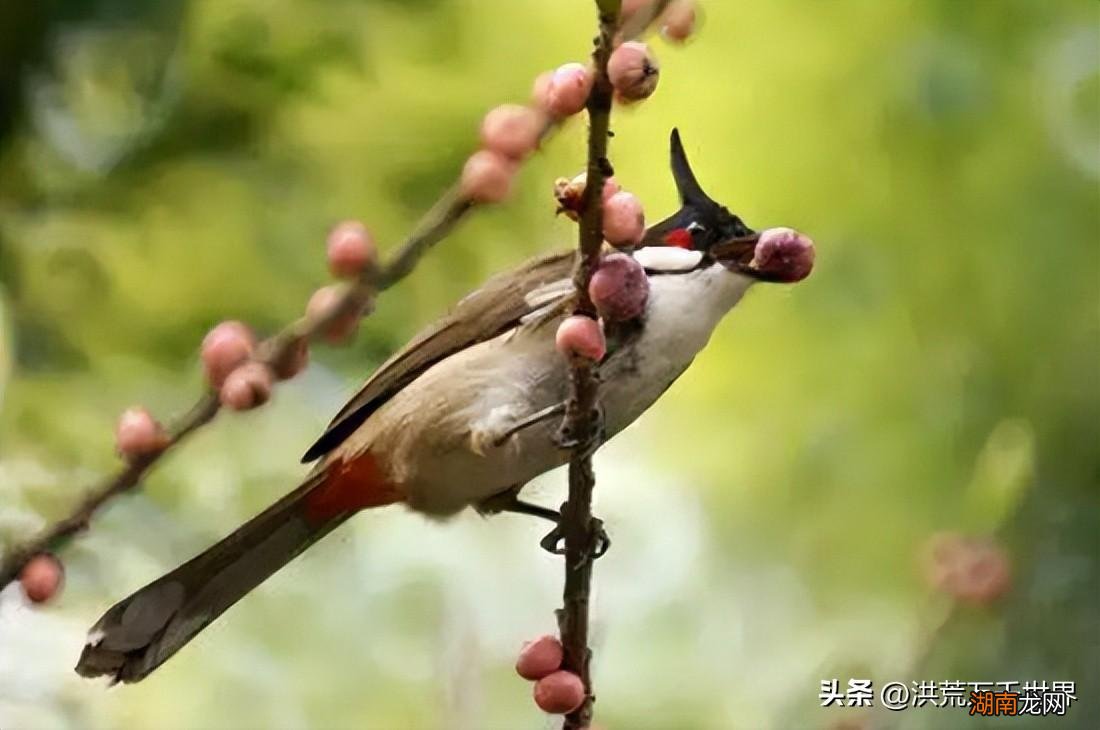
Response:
[75, 129, 814, 682]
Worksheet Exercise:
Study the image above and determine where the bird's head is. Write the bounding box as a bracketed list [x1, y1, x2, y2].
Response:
[641, 129, 814, 284]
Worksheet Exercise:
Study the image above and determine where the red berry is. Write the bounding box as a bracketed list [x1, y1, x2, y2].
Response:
[20, 554, 64, 604]
[480, 104, 545, 161]
[555, 316, 606, 362]
[219, 361, 275, 411]
[589, 252, 650, 321]
[660, 0, 697, 43]
[602, 191, 646, 246]
[533, 670, 585, 714]
[460, 150, 518, 203]
[516, 634, 564, 680]
[201, 321, 256, 388]
[546, 63, 592, 118]
[326, 220, 376, 278]
[608, 42, 659, 102]
[751, 227, 815, 283]
[115, 407, 169, 458]
[920, 532, 1012, 606]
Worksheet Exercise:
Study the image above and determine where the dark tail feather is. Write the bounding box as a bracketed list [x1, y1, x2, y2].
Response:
[75, 471, 351, 683]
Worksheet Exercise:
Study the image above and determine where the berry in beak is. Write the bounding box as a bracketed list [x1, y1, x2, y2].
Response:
[709, 228, 815, 283]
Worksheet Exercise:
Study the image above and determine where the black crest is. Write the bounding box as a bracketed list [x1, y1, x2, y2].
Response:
[641, 129, 754, 250]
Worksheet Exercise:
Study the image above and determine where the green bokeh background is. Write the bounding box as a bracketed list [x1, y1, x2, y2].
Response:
[1, 1, 1097, 728]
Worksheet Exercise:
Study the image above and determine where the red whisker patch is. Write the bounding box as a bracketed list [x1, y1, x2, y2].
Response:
[663, 228, 693, 249]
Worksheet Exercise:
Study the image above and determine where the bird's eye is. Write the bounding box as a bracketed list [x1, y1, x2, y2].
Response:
[686, 221, 708, 241]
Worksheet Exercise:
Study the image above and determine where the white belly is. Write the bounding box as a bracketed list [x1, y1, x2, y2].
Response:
[344, 264, 753, 516]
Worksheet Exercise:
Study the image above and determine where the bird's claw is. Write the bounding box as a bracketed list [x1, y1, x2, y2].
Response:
[539, 517, 610, 560]
[553, 403, 605, 452]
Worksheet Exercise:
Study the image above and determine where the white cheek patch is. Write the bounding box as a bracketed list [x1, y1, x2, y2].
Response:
[633, 246, 704, 272]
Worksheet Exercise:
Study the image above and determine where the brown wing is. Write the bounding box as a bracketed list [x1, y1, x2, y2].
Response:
[301, 249, 575, 462]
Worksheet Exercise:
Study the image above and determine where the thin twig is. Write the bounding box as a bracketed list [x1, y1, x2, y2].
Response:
[0, 190, 475, 590]
[555, 1, 620, 728]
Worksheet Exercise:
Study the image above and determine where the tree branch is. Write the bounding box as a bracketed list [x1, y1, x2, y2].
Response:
[0, 189, 476, 590]
[555, 2, 620, 728]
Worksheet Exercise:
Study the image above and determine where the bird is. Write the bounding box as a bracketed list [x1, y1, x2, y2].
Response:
[75, 129, 814, 683]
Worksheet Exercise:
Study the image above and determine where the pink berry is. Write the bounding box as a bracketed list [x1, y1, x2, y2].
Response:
[480, 104, 544, 161]
[306, 285, 362, 344]
[602, 191, 646, 246]
[555, 316, 606, 362]
[201, 321, 256, 388]
[516, 635, 564, 680]
[608, 41, 660, 103]
[533, 671, 585, 714]
[660, 0, 697, 43]
[20, 554, 63, 604]
[589, 253, 649, 322]
[532, 71, 554, 112]
[460, 150, 517, 204]
[115, 407, 169, 458]
[920, 533, 1012, 606]
[326, 220, 376, 278]
[751, 227, 816, 283]
[546, 63, 592, 118]
[953, 543, 1012, 605]
[219, 361, 275, 411]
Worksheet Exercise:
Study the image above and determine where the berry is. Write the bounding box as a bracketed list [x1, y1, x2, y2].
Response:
[555, 316, 606, 362]
[480, 104, 544, 161]
[608, 41, 659, 102]
[751, 227, 816, 283]
[589, 253, 649, 321]
[201, 321, 256, 388]
[516, 634, 564, 680]
[546, 63, 592, 118]
[602, 191, 646, 246]
[533, 671, 585, 714]
[326, 220, 377, 278]
[115, 407, 169, 458]
[219, 361, 275, 411]
[921, 532, 1012, 606]
[460, 150, 518, 203]
[660, 0, 697, 43]
[20, 554, 64, 604]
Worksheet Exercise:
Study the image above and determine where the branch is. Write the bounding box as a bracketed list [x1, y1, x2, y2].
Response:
[0, 190, 475, 590]
[554, 1, 620, 728]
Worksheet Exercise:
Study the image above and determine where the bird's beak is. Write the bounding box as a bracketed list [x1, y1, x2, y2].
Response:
[708, 232, 764, 278]
[710, 228, 816, 284]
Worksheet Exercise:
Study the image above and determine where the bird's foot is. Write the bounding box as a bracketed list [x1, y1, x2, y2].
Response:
[553, 402, 605, 452]
[539, 515, 610, 562]
[476, 486, 560, 523]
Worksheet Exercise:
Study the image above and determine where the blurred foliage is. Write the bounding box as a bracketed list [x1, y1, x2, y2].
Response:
[0, 1, 1097, 728]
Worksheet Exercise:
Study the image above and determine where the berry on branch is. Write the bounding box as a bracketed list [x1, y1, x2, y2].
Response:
[608, 41, 660, 102]
[115, 407, 170, 459]
[555, 315, 607, 362]
[326, 221, 377, 279]
[201, 321, 256, 389]
[589, 252, 649, 321]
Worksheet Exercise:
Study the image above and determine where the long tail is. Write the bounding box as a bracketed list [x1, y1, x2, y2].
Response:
[76, 454, 399, 683]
